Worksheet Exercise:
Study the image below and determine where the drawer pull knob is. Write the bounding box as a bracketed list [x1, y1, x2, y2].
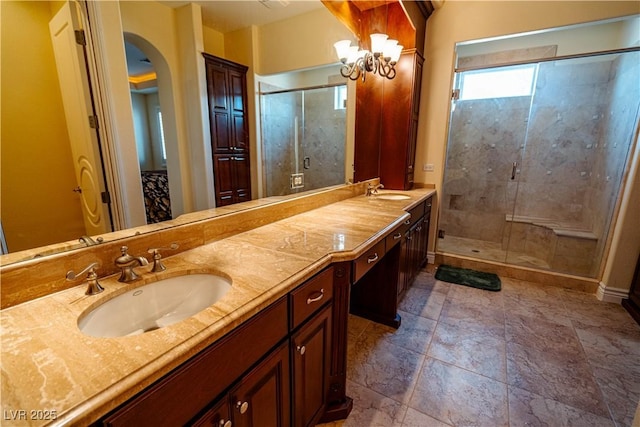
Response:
[367, 253, 379, 264]
[306, 289, 324, 304]
[404, 219, 411, 225]
[427, 203, 432, 207]
[219, 420, 232, 427]
[393, 232, 402, 240]
[297, 345, 306, 355]
[236, 401, 249, 414]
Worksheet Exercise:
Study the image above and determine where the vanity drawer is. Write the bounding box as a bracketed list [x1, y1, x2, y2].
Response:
[386, 221, 409, 249]
[407, 202, 425, 227]
[290, 267, 333, 330]
[353, 239, 386, 283]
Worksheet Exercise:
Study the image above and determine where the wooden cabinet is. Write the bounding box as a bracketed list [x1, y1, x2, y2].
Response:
[213, 153, 251, 206]
[354, 50, 424, 190]
[194, 341, 290, 427]
[99, 266, 352, 427]
[192, 398, 230, 427]
[229, 342, 291, 427]
[351, 196, 433, 326]
[204, 53, 251, 207]
[350, 236, 402, 328]
[291, 305, 332, 427]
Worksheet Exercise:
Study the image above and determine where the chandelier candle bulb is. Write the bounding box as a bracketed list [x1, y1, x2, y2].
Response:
[370, 33, 389, 54]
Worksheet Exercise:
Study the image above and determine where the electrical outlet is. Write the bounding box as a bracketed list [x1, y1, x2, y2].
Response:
[423, 163, 435, 172]
[290, 173, 304, 189]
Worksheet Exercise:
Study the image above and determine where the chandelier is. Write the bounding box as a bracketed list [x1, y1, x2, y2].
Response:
[334, 33, 403, 82]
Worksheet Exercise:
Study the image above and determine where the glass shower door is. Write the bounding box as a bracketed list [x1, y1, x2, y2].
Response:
[438, 65, 534, 263]
[261, 85, 346, 197]
[504, 51, 640, 277]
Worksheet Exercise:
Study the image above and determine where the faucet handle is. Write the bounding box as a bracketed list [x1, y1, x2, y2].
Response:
[147, 243, 179, 273]
[66, 262, 104, 295]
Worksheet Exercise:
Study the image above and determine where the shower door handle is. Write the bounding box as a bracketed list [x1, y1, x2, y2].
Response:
[511, 162, 518, 180]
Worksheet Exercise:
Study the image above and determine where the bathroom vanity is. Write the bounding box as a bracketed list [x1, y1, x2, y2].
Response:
[0, 182, 435, 426]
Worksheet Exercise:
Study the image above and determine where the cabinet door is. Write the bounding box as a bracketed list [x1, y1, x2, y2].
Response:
[229, 70, 248, 152]
[191, 398, 232, 427]
[206, 65, 232, 152]
[291, 305, 332, 427]
[213, 154, 235, 206]
[230, 342, 290, 427]
[232, 154, 251, 203]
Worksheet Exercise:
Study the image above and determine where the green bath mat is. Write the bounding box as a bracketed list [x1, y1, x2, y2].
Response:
[435, 264, 501, 292]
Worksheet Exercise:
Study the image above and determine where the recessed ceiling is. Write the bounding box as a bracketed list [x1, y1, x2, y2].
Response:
[164, 0, 325, 33]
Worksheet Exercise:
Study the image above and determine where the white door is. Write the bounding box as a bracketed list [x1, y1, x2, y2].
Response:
[49, 1, 110, 235]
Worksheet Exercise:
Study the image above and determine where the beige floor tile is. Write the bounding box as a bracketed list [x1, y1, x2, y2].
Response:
[505, 341, 610, 417]
[348, 330, 425, 404]
[428, 319, 507, 382]
[508, 386, 616, 427]
[325, 264, 640, 427]
[409, 357, 509, 426]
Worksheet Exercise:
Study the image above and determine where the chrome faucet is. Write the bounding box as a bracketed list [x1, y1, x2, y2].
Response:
[115, 246, 149, 282]
[365, 183, 384, 196]
[66, 262, 104, 295]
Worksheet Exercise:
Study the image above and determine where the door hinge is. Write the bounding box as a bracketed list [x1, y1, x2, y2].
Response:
[75, 29, 86, 46]
[88, 115, 99, 129]
[101, 191, 111, 204]
[452, 89, 460, 101]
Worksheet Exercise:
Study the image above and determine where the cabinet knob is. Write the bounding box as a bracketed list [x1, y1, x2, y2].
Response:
[393, 232, 402, 240]
[236, 401, 249, 414]
[219, 420, 232, 427]
[367, 253, 379, 264]
[306, 289, 324, 305]
[296, 345, 306, 355]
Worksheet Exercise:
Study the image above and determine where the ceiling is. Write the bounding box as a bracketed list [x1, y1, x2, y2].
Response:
[165, 0, 325, 33]
[126, 1, 325, 79]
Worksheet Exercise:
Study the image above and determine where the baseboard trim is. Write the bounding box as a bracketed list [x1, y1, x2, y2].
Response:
[596, 282, 630, 303]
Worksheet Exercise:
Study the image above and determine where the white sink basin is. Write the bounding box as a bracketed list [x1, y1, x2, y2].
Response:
[375, 192, 411, 201]
[78, 274, 232, 337]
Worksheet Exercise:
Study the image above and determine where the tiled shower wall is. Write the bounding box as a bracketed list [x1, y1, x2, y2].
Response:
[262, 87, 345, 197]
[441, 96, 529, 243]
[588, 52, 640, 265]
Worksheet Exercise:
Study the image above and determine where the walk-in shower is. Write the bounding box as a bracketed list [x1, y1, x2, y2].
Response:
[438, 48, 640, 278]
[260, 83, 347, 197]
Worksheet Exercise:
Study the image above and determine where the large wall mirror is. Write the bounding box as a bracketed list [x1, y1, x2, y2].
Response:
[0, 0, 355, 265]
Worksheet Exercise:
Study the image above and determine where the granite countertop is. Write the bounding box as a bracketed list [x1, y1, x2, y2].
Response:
[0, 188, 435, 426]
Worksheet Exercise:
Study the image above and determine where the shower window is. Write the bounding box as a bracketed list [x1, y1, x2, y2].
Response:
[459, 64, 536, 100]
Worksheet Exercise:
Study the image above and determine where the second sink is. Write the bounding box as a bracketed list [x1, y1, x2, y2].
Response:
[78, 274, 232, 337]
[374, 192, 411, 200]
